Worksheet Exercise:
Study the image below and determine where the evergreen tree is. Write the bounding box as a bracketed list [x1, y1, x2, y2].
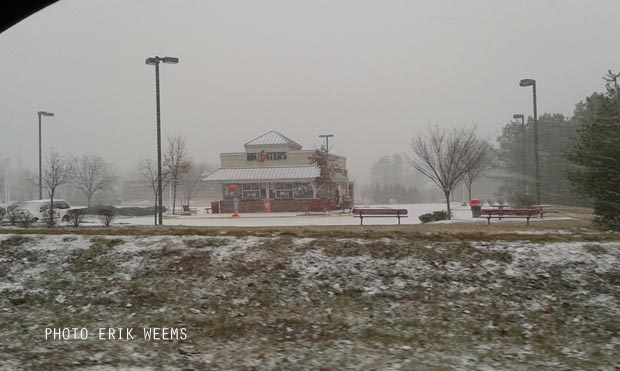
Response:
[496, 113, 585, 206]
[567, 73, 620, 229]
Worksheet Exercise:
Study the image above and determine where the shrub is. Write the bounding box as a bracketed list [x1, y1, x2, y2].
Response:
[419, 210, 451, 223]
[82, 205, 166, 217]
[15, 212, 34, 228]
[98, 207, 116, 227]
[509, 192, 536, 208]
[68, 209, 86, 228]
[8, 211, 18, 226]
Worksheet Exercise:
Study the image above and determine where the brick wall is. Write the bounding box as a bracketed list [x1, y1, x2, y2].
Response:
[216, 199, 338, 213]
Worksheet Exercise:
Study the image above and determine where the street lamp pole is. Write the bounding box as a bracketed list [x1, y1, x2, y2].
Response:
[513, 114, 527, 195]
[37, 111, 54, 199]
[146, 56, 179, 225]
[319, 134, 334, 154]
[3, 158, 9, 204]
[519, 79, 540, 205]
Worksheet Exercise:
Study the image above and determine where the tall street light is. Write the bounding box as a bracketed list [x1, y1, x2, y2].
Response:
[319, 134, 334, 154]
[37, 111, 54, 199]
[513, 114, 527, 195]
[3, 158, 10, 204]
[519, 78, 541, 205]
[146, 56, 179, 225]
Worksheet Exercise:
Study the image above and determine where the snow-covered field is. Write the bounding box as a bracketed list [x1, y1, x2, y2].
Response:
[1, 228, 619, 370]
[107, 202, 567, 227]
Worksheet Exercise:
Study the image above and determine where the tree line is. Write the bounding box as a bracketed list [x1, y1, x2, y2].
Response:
[495, 70, 620, 228]
[1, 134, 212, 226]
[363, 69, 620, 227]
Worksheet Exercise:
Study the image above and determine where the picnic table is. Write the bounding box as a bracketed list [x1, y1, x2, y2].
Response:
[530, 204, 556, 218]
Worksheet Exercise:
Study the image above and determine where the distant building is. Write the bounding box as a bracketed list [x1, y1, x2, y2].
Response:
[120, 178, 219, 208]
[121, 179, 152, 206]
[204, 131, 353, 213]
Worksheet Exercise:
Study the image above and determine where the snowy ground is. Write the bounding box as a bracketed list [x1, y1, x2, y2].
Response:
[1, 228, 619, 370]
[99, 203, 569, 227]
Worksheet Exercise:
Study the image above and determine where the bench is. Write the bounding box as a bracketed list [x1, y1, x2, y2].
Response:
[352, 208, 408, 225]
[481, 208, 538, 225]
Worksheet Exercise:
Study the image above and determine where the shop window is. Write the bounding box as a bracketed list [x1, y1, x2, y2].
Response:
[223, 184, 237, 200]
[242, 183, 260, 200]
[293, 182, 313, 199]
[275, 182, 293, 199]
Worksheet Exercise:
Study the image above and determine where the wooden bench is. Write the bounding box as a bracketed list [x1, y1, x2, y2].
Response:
[352, 208, 408, 226]
[481, 208, 538, 225]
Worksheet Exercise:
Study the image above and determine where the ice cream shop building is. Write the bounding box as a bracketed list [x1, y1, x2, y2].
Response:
[204, 131, 353, 213]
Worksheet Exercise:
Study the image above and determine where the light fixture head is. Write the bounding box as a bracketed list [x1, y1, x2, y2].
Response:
[145, 57, 158, 65]
[519, 79, 535, 87]
[162, 56, 179, 64]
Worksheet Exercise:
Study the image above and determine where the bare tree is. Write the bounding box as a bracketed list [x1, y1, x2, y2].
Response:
[43, 149, 72, 226]
[179, 160, 210, 208]
[603, 69, 620, 92]
[164, 136, 190, 214]
[308, 148, 341, 200]
[138, 158, 162, 225]
[15, 168, 38, 201]
[70, 154, 115, 207]
[406, 126, 488, 219]
[462, 141, 494, 203]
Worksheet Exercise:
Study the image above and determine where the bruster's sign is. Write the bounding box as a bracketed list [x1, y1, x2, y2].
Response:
[247, 151, 287, 162]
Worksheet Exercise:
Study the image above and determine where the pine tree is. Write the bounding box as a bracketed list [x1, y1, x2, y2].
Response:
[567, 75, 620, 229]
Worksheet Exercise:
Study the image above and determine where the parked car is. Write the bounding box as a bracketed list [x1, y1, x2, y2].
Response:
[0, 201, 22, 216]
[9, 199, 73, 223]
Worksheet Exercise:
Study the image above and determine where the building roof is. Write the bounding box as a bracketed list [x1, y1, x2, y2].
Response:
[204, 166, 321, 183]
[244, 131, 303, 149]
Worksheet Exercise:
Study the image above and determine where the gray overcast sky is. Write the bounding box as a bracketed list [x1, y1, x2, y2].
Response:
[1, 0, 619, 183]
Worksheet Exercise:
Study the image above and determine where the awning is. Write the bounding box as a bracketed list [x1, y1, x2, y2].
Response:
[204, 166, 321, 183]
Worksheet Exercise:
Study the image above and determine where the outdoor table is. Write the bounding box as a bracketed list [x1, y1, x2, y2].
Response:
[531, 204, 551, 218]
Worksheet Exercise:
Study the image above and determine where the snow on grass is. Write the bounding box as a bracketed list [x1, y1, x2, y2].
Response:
[113, 203, 476, 227]
[1, 230, 619, 369]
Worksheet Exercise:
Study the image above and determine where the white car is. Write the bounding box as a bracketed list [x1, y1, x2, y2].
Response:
[9, 199, 73, 223]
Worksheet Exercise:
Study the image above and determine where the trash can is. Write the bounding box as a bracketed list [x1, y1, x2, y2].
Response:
[344, 197, 353, 210]
[470, 199, 481, 218]
[263, 199, 272, 213]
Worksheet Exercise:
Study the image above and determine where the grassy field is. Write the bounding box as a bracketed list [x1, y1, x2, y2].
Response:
[1, 209, 619, 370]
